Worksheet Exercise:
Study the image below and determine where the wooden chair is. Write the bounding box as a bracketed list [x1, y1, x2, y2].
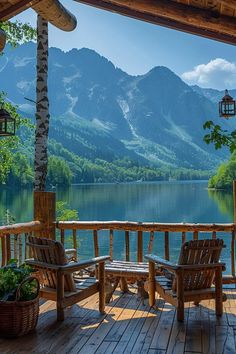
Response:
[145, 239, 226, 321]
[26, 236, 110, 321]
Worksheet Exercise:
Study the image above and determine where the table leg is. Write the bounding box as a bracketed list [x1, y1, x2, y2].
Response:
[120, 277, 129, 292]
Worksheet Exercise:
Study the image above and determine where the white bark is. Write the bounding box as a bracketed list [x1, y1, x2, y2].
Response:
[34, 15, 50, 191]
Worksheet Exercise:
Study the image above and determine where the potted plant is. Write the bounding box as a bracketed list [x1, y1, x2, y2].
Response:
[0, 260, 40, 338]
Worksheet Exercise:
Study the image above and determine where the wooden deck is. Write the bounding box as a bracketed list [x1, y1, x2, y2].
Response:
[1, 287, 236, 354]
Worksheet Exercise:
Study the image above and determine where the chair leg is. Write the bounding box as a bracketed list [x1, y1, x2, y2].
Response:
[120, 277, 129, 292]
[177, 270, 185, 322]
[148, 261, 156, 307]
[57, 271, 65, 321]
[98, 261, 105, 314]
[215, 267, 223, 316]
[57, 307, 65, 321]
[177, 303, 184, 321]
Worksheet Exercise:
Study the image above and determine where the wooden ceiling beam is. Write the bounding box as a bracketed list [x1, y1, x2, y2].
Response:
[75, 0, 236, 45]
[219, 0, 236, 7]
[0, 0, 41, 21]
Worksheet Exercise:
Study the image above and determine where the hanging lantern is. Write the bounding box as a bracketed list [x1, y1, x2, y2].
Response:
[0, 105, 16, 137]
[219, 89, 236, 118]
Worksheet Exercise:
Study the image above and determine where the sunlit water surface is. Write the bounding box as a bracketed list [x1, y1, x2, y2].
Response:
[0, 181, 234, 272]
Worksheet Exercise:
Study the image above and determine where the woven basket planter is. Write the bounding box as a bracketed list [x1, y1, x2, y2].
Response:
[0, 276, 40, 338]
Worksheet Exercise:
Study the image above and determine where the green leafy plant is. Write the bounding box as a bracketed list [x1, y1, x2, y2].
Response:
[203, 120, 236, 153]
[0, 260, 38, 302]
[56, 201, 78, 221]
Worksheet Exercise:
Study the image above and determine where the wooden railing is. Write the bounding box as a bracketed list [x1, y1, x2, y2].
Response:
[0, 221, 43, 267]
[1, 219, 236, 284]
[56, 221, 236, 283]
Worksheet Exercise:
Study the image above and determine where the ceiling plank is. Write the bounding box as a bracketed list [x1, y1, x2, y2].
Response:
[0, 0, 40, 21]
[75, 0, 236, 45]
[219, 0, 236, 7]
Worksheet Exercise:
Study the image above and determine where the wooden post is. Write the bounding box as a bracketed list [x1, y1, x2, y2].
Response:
[176, 270, 184, 321]
[73, 229, 77, 260]
[125, 231, 130, 261]
[137, 231, 143, 262]
[215, 267, 223, 316]
[233, 180, 236, 278]
[234, 181, 236, 223]
[1, 236, 6, 267]
[34, 191, 56, 239]
[98, 261, 105, 314]
[149, 260, 156, 307]
[165, 231, 169, 261]
[110, 229, 113, 260]
[93, 230, 99, 257]
[56, 271, 65, 321]
[193, 231, 198, 240]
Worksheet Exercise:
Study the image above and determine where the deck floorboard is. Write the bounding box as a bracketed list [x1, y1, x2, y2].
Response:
[1, 288, 236, 353]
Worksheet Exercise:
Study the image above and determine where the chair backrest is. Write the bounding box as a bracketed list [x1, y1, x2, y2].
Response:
[28, 236, 76, 292]
[176, 238, 224, 291]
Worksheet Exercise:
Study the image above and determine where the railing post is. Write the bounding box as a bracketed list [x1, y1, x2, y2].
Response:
[137, 231, 143, 262]
[232, 181, 236, 277]
[34, 191, 56, 239]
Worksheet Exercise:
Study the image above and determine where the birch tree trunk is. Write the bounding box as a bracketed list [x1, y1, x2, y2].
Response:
[34, 15, 50, 191]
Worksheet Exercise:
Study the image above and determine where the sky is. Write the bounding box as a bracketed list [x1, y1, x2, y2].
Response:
[14, 1, 236, 90]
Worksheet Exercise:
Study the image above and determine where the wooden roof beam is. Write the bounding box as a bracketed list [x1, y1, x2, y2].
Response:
[75, 0, 236, 45]
[0, 0, 77, 32]
[0, 0, 40, 20]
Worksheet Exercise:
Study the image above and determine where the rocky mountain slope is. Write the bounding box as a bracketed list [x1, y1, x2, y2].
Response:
[0, 42, 229, 169]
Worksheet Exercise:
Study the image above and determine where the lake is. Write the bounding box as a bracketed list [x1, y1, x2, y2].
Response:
[0, 181, 234, 270]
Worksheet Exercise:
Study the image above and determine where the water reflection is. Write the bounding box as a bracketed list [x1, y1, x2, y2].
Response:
[208, 189, 233, 221]
[0, 181, 234, 270]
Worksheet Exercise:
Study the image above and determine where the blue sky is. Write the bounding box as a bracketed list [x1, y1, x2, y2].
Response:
[15, 1, 236, 90]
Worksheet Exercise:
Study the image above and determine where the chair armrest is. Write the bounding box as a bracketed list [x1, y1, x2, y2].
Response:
[145, 254, 179, 271]
[26, 255, 110, 274]
[179, 262, 226, 271]
[26, 259, 61, 270]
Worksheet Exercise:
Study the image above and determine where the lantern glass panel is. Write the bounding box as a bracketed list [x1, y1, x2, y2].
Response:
[0, 109, 16, 136]
[219, 90, 236, 118]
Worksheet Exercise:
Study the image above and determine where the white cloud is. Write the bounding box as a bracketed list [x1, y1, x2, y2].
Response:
[181, 58, 236, 90]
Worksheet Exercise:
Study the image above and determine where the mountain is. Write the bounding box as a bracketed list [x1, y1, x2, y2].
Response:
[0, 42, 230, 170]
[192, 85, 236, 105]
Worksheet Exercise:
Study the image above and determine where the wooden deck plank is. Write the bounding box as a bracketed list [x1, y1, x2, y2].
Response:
[0, 289, 236, 354]
[215, 325, 236, 354]
[112, 300, 150, 353]
[95, 341, 117, 353]
[166, 303, 189, 354]
[150, 302, 175, 350]
[76, 292, 135, 353]
[184, 303, 202, 353]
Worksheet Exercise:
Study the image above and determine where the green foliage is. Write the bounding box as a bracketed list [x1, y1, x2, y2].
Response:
[0, 21, 36, 52]
[2, 209, 15, 225]
[47, 156, 73, 186]
[8, 152, 34, 186]
[0, 94, 33, 184]
[56, 201, 78, 221]
[208, 152, 236, 190]
[47, 140, 211, 184]
[0, 20, 36, 183]
[203, 120, 236, 153]
[0, 261, 38, 301]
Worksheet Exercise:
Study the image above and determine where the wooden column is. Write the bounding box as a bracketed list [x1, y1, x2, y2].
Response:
[34, 191, 56, 239]
[233, 181, 236, 278]
[234, 181, 236, 223]
[148, 260, 156, 307]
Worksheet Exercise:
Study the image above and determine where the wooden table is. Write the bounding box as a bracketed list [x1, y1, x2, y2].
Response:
[104, 260, 151, 303]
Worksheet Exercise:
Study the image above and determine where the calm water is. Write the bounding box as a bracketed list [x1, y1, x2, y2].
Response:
[0, 181, 234, 271]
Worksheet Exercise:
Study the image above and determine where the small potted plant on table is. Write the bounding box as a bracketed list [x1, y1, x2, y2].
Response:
[0, 260, 40, 338]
